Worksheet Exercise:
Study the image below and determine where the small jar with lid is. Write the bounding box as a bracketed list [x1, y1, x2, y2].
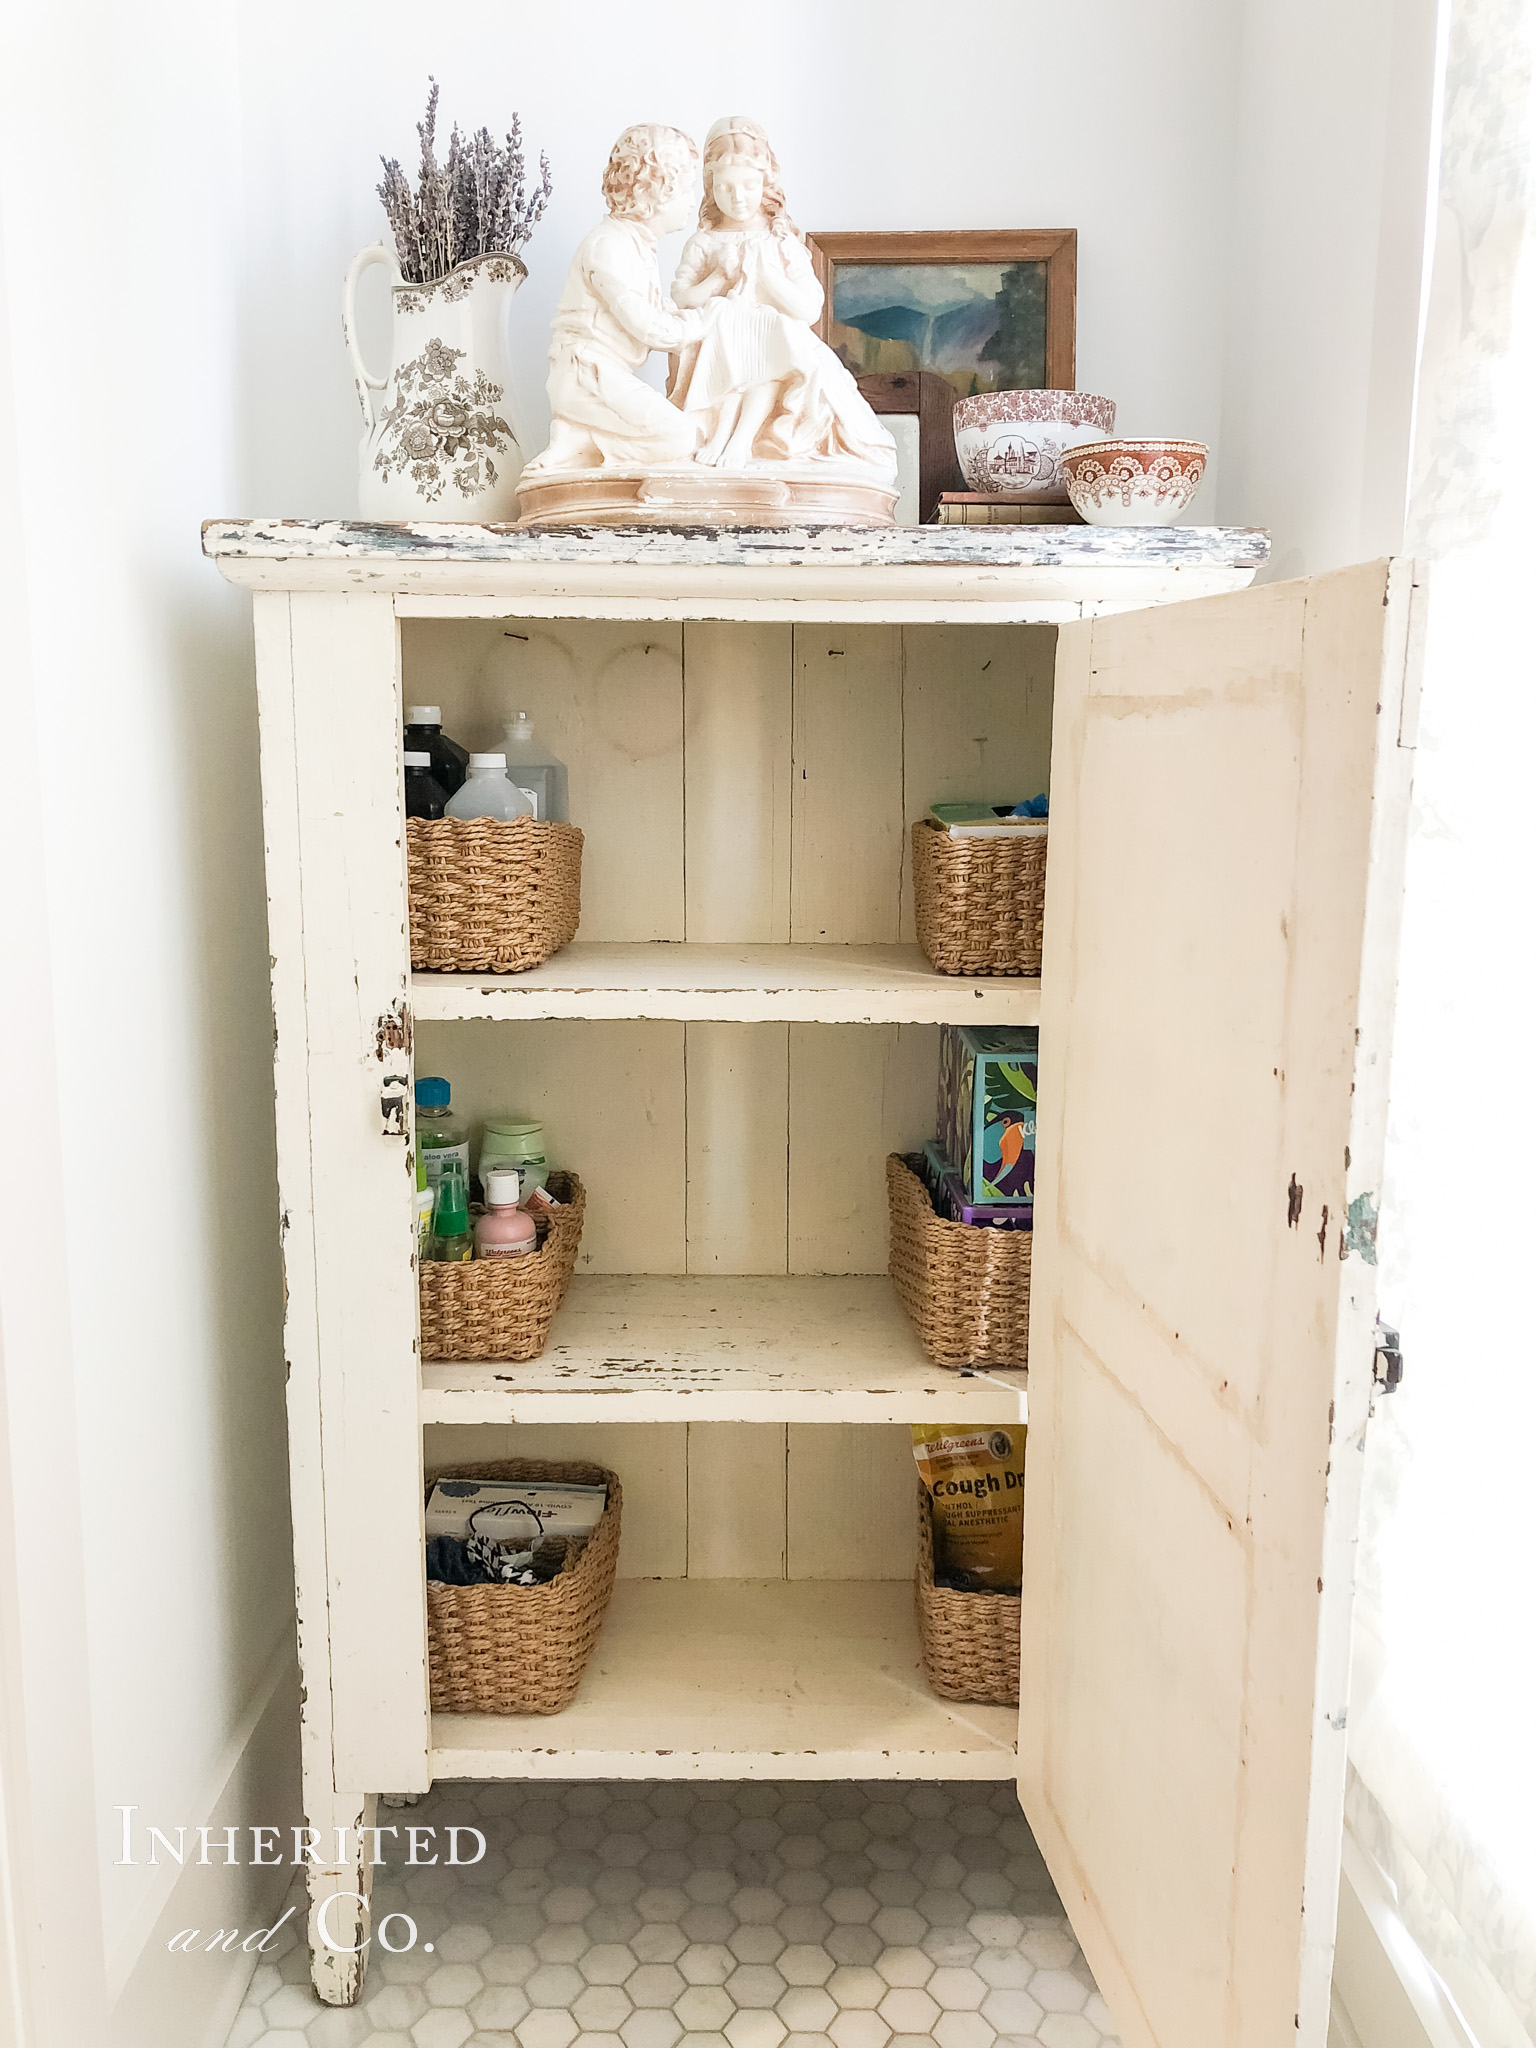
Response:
[478, 1116, 548, 1196]
[475, 1169, 538, 1259]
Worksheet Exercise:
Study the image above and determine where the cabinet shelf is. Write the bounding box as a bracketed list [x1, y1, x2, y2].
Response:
[419, 1274, 1028, 1423]
[429, 1578, 1019, 1781]
[410, 943, 1041, 1025]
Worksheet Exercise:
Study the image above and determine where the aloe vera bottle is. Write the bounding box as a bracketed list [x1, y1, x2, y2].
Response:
[415, 1076, 469, 1192]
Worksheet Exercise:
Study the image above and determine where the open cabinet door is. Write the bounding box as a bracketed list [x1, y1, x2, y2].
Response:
[1020, 561, 1421, 2048]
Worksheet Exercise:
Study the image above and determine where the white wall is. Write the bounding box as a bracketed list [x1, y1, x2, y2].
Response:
[1217, 0, 1441, 575]
[0, 8, 296, 2044]
[233, 0, 1243, 516]
[1348, 3, 1536, 2042]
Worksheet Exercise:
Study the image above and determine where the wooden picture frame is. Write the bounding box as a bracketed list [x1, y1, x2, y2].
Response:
[856, 370, 965, 524]
[808, 230, 1078, 395]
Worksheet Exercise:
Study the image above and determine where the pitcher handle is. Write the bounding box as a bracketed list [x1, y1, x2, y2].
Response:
[342, 242, 400, 427]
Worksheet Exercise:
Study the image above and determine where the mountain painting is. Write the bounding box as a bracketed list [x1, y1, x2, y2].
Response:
[829, 261, 1048, 397]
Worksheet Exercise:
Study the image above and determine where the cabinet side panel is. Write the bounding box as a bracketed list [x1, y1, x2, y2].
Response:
[898, 622, 1056, 940]
[683, 621, 792, 942]
[790, 624, 903, 942]
[251, 592, 342, 1812]
[284, 591, 428, 1794]
[788, 1024, 938, 1273]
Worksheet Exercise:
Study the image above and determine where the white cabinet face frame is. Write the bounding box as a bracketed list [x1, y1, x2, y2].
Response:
[221, 529, 1417, 2044]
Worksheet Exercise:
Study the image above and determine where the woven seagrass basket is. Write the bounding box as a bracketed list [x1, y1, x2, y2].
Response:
[915, 1486, 1021, 1706]
[418, 1173, 586, 1362]
[407, 816, 583, 973]
[426, 1457, 622, 1715]
[887, 1154, 1031, 1369]
[911, 818, 1047, 977]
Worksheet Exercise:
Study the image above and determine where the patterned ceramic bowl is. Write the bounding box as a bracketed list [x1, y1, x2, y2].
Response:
[1062, 438, 1208, 525]
[952, 390, 1117, 503]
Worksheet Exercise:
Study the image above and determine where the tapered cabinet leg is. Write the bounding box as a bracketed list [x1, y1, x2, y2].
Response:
[305, 1788, 376, 2006]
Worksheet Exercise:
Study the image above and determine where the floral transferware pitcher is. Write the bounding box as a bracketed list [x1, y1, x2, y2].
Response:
[343, 244, 527, 520]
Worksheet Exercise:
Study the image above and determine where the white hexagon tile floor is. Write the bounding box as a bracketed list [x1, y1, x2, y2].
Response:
[224, 1778, 1123, 2048]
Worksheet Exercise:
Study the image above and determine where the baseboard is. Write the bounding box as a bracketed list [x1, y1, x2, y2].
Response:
[106, 1647, 300, 2048]
[1331, 1831, 1481, 2048]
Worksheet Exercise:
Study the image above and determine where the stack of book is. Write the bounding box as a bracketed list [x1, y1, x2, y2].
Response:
[932, 493, 1085, 527]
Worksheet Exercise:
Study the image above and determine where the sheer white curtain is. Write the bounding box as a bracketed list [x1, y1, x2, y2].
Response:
[1355, 4, 1536, 2043]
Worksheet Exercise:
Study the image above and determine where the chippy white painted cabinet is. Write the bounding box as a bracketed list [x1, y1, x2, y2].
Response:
[206, 521, 1418, 2048]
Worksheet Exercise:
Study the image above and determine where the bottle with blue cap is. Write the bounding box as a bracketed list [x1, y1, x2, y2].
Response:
[415, 1076, 470, 1192]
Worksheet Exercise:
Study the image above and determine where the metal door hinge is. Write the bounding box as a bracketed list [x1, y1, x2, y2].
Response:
[1373, 1319, 1403, 1394]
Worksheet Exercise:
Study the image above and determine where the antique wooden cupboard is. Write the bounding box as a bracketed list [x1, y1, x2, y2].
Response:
[204, 520, 1420, 2048]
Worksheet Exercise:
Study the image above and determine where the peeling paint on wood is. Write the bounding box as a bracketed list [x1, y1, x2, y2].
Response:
[202, 518, 1269, 621]
[1287, 1174, 1304, 1227]
[375, 999, 413, 1138]
[202, 515, 1271, 572]
[1343, 1190, 1379, 1264]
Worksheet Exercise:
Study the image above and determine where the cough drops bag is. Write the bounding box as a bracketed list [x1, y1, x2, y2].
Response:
[911, 1424, 1026, 1593]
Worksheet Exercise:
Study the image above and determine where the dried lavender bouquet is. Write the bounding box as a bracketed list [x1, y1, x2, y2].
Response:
[378, 79, 553, 285]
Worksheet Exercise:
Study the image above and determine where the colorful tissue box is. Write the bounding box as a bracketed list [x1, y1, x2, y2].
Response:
[920, 1140, 1031, 1229]
[939, 1170, 1032, 1230]
[919, 1140, 952, 1200]
[938, 1024, 1038, 1205]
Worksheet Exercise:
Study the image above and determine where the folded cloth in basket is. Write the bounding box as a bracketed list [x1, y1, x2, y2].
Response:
[425, 1530, 584, 1587]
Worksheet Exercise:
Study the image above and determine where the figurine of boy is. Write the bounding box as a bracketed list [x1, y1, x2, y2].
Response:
[524, 124, 720, 473]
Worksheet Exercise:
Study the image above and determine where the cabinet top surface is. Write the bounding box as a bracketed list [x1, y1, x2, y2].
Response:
[202, 518, 1269, 621]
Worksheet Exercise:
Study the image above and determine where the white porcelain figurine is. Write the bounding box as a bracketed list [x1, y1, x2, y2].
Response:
[516, 118, 897, 527]
[524, 124, 715, 475]
[669, 117, 895, 479]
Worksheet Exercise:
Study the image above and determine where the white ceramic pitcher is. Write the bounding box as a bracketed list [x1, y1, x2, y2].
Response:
[343, 245, 528, 521]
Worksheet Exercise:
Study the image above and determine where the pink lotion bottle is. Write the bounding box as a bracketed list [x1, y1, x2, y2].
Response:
[475, 1168, 537, 1259]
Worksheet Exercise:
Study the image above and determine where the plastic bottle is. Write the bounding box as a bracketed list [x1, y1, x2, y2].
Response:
[404, 750, 448, 819]
[429, 1167, 474, 1262]
[444, 753, 537, 823]
[415, 1185, 436, 1257]
[403, 705, 469, 797]
[479, 1116, 549, 1196]
[500, 711, 569, 822]
[415, 1077, 470, 1192]
[475, 1169, 538, 1259]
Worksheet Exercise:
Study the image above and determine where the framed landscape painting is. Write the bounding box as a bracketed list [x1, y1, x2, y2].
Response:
[807, 230, 1077, 398]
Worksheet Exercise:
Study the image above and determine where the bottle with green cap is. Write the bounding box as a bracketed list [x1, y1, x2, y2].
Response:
[429, 1165, 474, 1263]
[415, 1076, 470, 1193]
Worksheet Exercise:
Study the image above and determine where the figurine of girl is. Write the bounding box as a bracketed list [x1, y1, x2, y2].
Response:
[669, 118, 895, 477]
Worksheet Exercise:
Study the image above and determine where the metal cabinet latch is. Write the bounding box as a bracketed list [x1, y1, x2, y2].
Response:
[380, 1074, 410, 1138]
[1373, 1319, 1403, 1394]
[374, 1001, 413, 1139]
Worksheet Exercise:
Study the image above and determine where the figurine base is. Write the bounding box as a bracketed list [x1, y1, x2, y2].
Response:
[515, 463, 899, 530]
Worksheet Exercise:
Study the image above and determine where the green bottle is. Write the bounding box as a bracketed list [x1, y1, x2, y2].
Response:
[429, 1168, 474, 1263]
[415, 1076, 470, 1192]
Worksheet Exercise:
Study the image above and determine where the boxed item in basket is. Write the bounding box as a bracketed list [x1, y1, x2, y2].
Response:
[937, 1024, 1038, 1205]
[918, 1143, 1031, 1229]
[911, 1424, 1027, 1593]
[425, 1477, 608, 1545]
